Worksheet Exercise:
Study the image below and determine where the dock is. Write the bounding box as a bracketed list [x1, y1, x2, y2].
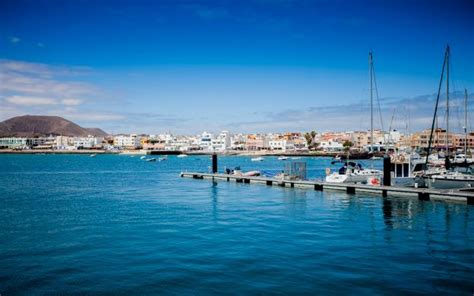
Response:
[180, 172, 474, 205]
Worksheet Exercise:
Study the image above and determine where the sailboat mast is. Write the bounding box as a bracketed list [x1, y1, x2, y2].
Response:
[425, 45, 448, 168]
[369, 52, 374, 156]
[446, 46, 450, 156]
[465, 88, 468, 156]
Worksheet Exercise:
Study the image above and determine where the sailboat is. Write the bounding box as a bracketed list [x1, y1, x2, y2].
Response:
[427, 89, 474, 189]
[326, 52, 383, 184]
[420, 46, 474, 189]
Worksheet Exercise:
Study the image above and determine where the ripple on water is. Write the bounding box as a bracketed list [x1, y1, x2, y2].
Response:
[0, 154, 473, 294]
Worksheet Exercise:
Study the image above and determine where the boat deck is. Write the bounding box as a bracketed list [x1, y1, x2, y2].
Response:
[180, 172, 474, 204]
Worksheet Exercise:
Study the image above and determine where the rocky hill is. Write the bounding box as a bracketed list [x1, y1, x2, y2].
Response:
[0, 115, 108, 137]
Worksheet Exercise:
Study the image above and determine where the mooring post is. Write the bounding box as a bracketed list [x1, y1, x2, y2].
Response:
[212, 153, 218, 173]
[383, 155, 391, 186]
[467, 196, 474, 205]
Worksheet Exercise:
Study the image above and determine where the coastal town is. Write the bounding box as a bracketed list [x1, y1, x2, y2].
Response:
[1, 128, 473, 154]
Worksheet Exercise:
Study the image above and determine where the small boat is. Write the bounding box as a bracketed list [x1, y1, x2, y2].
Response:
[277, 156, 288, 160]
[140, 156, 146, 160]
[251, 157, 264, 162]
[90, 154, 97, 157]
[290, 157, 301, 160]
[325, 161, 382, 184]
[177, 154, 188, 158]
[146, 158, 157, 162]
[158, 157, 167, 162]
[243, 170, 261, 176]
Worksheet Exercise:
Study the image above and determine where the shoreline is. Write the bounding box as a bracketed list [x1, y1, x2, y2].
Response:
[0, 149, 339, 157]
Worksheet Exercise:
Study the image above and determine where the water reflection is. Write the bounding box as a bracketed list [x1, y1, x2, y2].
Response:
[281, 189, 307, 216]
[382, 198, 393, 230]
[211, 181, 218, 222]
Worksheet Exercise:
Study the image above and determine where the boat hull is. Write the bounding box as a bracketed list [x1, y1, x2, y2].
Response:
[425, 176, 474, 189]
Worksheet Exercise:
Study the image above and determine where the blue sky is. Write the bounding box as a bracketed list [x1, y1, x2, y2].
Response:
[0, 0, 473, 134]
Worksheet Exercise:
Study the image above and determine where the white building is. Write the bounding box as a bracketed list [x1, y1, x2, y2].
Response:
[113, 134, 141, 149]
[230, 134, 246, 150]
[198, 132, 213, 151]
[0, 137, 31, 149]
[319, 141, 344, 152]
[269, 139, 288, 151]
[74, 136, 104, 149]
[55, 136, 74, 149]
[383, 130, 403, 145]
[211, 131, 231, 152]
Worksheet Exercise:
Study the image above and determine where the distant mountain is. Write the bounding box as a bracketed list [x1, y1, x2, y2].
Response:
[0, 115, 108, 137]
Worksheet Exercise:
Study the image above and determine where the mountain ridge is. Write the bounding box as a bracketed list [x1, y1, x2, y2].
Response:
[0, 115, 108, 137]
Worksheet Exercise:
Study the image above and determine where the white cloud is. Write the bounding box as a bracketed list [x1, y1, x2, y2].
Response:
[53, 111, 125, 121]
[6, 95, 57, 106]
[61, 98, 82, 106]
[0, 59, 92, 78]
[9, 36, 20, 44]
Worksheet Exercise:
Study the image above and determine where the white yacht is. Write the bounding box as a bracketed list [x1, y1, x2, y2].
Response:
[453, 154, 473, 164]
[325, 161, 382, 184]
[426, 166, 474, 189]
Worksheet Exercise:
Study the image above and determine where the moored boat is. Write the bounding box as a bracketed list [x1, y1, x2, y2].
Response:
[325, 161, 382, 184]
[425, 166, 474, 189]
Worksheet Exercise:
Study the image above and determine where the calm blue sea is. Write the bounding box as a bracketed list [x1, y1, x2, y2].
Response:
[0, 154, 473, 295]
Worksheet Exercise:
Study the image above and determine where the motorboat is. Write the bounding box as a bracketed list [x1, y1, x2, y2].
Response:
[158, 157, 167, 162]
[325, 161, 382, 184]
[146, 158, 157, 162]
[177, 154, 188, 158]
[453, 154, 474, 165]
[251, 157, 264, 162]
[140, 156, 147, 160]
[277, 156, 288, 160]
[90, 154, 97, 157]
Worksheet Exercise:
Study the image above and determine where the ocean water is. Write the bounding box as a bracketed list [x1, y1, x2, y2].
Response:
[0, 154, 473, 295]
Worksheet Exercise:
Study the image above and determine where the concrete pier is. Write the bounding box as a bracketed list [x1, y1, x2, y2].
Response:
[180, 172, 474, 204]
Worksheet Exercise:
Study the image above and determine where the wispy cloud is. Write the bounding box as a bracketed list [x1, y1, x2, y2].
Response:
[0, 60, 97, 101]
[61, 98, 82, 106]
[181, 4, 229, 20]
[0, 59, 112, 124]
[8, 36, 20, 44]
[224, 91, 473, 134]
[6, 96, 56, 106]
[0, 59, 174, 132]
